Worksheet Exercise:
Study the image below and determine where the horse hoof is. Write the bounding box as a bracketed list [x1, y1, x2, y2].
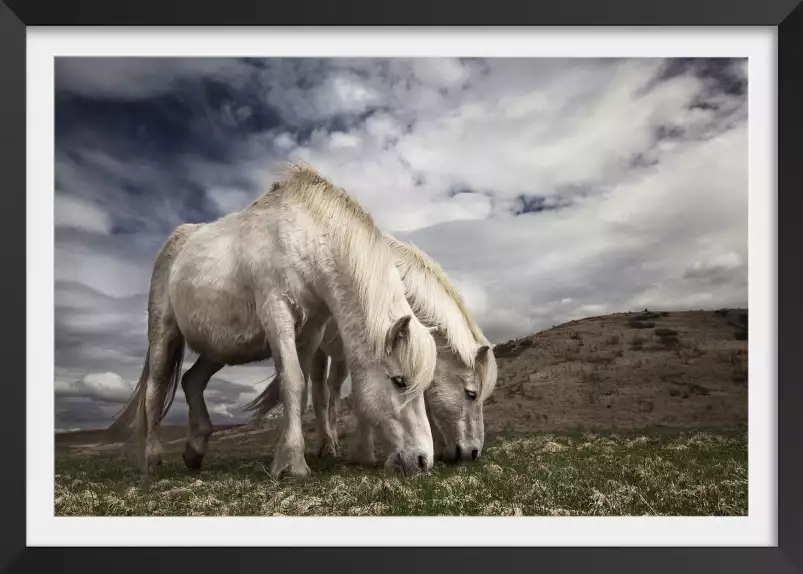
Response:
[285, 464, 311, 479]
[272, 460, 311, 480]
[144, 456, 163, 473]
[182, 444, 204, 470]
[317, 441, 339, 459]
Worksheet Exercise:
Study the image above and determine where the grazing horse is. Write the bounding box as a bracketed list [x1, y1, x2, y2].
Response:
[246, 231, 498, 464]
[108, 164, 438, 478]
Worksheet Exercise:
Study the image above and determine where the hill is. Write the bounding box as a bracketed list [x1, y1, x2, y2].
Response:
[484, 307, 747, 433]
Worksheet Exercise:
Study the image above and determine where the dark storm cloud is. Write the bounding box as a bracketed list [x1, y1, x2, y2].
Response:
[657, 58, 747, 97]
[513, 195, 565, 215]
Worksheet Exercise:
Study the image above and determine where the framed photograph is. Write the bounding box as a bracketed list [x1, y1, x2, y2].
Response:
[1, 0, 800, 572]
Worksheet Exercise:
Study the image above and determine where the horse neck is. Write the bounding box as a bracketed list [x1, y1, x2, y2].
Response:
[396, 257, 481, 367]
[318, 232, 410, 361]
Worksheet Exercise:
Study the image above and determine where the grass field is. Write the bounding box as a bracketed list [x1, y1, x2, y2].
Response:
[55, 427, 747, 517]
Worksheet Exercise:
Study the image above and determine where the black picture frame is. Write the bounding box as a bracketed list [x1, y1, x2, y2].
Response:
[1, 1, 800, 572]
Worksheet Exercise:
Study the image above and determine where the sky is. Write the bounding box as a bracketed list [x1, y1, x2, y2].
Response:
[54, 57, 748, 432]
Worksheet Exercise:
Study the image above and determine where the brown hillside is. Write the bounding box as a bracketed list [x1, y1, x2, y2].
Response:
[484, 308, 748, 433]
[55, 308, 747, 456]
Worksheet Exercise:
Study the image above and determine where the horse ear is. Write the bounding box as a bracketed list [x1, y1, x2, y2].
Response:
[475, 345, 491, 365]
[386, 315, 413, 352]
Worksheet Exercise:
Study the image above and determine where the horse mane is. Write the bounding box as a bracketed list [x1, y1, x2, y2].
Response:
[250, 163, 434, 398]
[251, 163, 377, 231]
[383, 232, 490, 370]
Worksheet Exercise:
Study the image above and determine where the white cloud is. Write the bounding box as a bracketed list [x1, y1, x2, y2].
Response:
[273, 131, 297, 151]
[328, 131, 361, 150]
[411, 58, 470, 90]
[206, 187, 253, 215]
[82, 372, 134, 402]
[55, 240, 152, 298]
[448, 277, 489, 317]
[364, 112, 405, 144]
[684, 251, 745, 285]
[394, 61, 708, 201]
[397, 119, 747, 342]
[267, 59, 745, 240]
[322, 73, 383, 115]
[55, 371, 133, 403]
[55, 194, 112, 234]
[208, 403, 235, 418]
[686, 252, 743, 274]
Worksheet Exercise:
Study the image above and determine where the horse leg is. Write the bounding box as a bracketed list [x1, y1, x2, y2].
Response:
[181, 355, 223, 470]
[326, 357, 348, 452]
[142, 323, 184, 471]
[356, 416, 377, 466]
[310, 349, 337, 458]
[260, 297, 324, 479]
[426, 398, 448, 462]
[301, 376, 309, 415]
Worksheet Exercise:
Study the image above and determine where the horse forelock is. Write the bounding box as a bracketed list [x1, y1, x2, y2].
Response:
[395, 317, 438, 401]
[478, 348, 498, 401]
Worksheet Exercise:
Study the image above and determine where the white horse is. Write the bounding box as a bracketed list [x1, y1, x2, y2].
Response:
[108, 164, 438, 478]
[246, 231, 498, 464]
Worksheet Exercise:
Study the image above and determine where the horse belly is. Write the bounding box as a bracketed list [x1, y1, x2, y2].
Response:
[175, 288, 268, 364]
[170, 248, 268, 365]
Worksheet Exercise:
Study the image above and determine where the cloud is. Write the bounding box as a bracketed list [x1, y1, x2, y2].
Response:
[411, 58, 471, 90]
[683, 252, 745, 286]
[56, 372, 134, 403]
[55, 194, 112, 234]
[394, 119, 747, 342]
[206, 187, 254, 215]
[53, 56, 748, 429]
[55, 57, 252, 99]
[55, 238, 154, 299]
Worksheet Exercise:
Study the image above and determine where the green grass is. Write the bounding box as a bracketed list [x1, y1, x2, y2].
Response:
[55, 428, 747, 517]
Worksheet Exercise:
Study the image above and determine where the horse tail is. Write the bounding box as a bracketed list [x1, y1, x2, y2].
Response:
[107, 352, 150, 442]
[242, 349, 326, 423]
[106, 222, 193, 462]
[242, 373, 284, 423]
[106, 337, 185, 450]
[156, 336, 185, 424]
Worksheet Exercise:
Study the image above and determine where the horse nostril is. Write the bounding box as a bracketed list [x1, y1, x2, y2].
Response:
[471, 448, 479, 460]
[417, 454, 427, 470]
[455, 445, 462, 460]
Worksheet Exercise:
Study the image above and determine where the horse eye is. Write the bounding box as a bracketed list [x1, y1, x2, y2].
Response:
[390, 376, 408, 390]
[465, 389, 477, 400]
